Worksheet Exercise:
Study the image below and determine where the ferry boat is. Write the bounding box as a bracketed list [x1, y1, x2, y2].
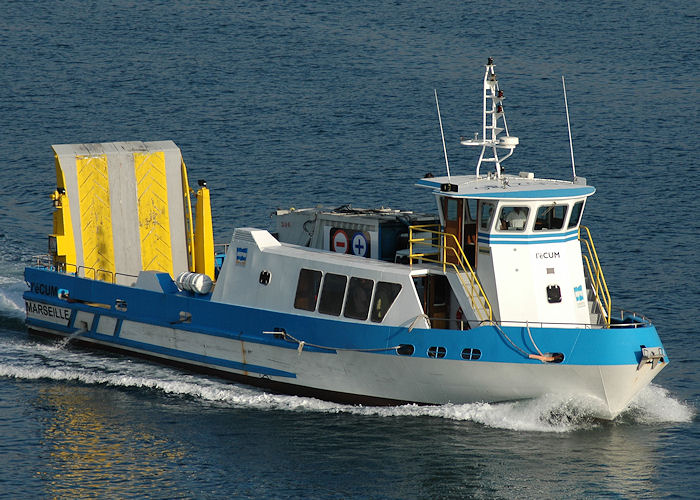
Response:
[23, 59, 667, 419]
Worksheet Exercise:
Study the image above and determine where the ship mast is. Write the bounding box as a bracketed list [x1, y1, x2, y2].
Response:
[461, 57, 519, 178]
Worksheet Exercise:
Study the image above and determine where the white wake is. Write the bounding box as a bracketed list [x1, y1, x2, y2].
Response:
[0, 276, 26, 319]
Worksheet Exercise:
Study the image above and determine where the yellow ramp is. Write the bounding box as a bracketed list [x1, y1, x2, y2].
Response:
[51, 141, 193, 285]
[134, 151, 173, 276]
[76, 154, 115, 281]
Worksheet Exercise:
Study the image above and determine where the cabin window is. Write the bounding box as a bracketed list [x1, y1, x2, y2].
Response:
[371, 282, 402, 322]
[466, 199, 478, 222]
[534, 204, 567, 231]
[445, 198, 459, 221]
[344, 277, 374, 320]
[318, 273, 347, 316]
[498, 206, 529, 231]
[567, 200, 585, 228]
[479, 203, 495, 230]
[294, 269, 322, 311]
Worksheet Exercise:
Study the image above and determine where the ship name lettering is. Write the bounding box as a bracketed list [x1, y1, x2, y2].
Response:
[536, 251, 560, 259]
[30, 282, 59, 296]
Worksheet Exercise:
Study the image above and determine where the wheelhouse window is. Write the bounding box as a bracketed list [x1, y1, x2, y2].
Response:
[318, 273, 347, 316]
[466, 199, 478, 222]
[344, 277, 374, 320]
[567, 200, 585, 228]
[445, 198, 459, 221]
[534, 204, 567, 231]
[293, 269, 322, 311]
[498, 206, 529, 231]
[479, 203, 495, 230]
[371, 282, 402, 322]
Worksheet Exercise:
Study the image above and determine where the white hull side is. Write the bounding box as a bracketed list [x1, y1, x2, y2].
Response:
[35, 319, 664, 419]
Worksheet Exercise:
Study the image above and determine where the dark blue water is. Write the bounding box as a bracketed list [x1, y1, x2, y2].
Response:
[1, 0, 698, 497]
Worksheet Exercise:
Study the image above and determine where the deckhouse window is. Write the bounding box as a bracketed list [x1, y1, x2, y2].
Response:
[479, 203, 495, 230]
[294, 269, 322, 311]
[466, 199, 478, 222]
[344, 277, 374, 320]
[371, 282, 402, 322]
[445, 198, 459, 221]
[498, 206, 529, 231]
[567, 200, 585, 228]
[534, 204, 567, 231]
[318, 273, 347, 316]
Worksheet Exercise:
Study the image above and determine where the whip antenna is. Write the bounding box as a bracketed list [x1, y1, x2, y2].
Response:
[562, 75, 576, 179]
[434, 89, 452, 182]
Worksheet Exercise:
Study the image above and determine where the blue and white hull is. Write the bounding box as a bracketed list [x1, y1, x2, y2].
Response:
[24, 60, 669, 420]
[24, 266, 665, 419]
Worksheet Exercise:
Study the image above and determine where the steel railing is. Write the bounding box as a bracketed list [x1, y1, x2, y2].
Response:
[409, 310, 650, 332]
[409, 224, 492, 323]
[579, 226, 612, 326]
[31, 255, 138, 284]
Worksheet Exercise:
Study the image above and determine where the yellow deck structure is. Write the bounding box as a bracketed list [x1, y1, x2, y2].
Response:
[50, 141, 213, 285]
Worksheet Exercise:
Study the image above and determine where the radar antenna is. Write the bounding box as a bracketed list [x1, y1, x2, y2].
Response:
[434, 89, 452, 183]
[461, 57, 519, 178]
[562, 75, 577, 179]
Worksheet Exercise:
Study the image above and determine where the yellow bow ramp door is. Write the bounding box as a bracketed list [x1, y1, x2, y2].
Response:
[52, 141, 192, 285]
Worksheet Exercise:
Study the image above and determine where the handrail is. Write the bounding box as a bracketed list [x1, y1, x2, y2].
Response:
[478, 312, 651, 329]
[409, 224, 493, 323]
[578, 226, 612, 326]
[214, 243, 230, 254]
[404, 312, 651, 332]
[31, 255, 138, 284]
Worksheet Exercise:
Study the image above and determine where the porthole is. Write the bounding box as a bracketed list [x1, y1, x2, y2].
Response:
[397, 344, 415, 356]
[461, 348, 482, 360]
[428, 346, 446, 358]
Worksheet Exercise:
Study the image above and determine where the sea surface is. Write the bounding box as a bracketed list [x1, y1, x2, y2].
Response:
[0, 0, 698, 498]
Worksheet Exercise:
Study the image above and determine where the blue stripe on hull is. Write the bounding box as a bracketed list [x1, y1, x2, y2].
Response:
[23, 267, 664, 370]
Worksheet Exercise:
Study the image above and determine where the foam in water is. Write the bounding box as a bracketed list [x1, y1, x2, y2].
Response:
[0, 276, 26, 319]
[622, 384, 695, 424]
[0, 335, 693, 433]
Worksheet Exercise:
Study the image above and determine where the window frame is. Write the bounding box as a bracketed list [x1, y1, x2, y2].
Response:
[445, 198, 459, 222]
[497, 205, 530, 231]
[318, 273, 348, 316]
[567, 200, 585, 229]
[371, 281, 402, 323]
[293, 268, 322, 311]
[343, 277, 375, 320]
[533, 203, 568, 232]
[479, 202, 496, 231]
